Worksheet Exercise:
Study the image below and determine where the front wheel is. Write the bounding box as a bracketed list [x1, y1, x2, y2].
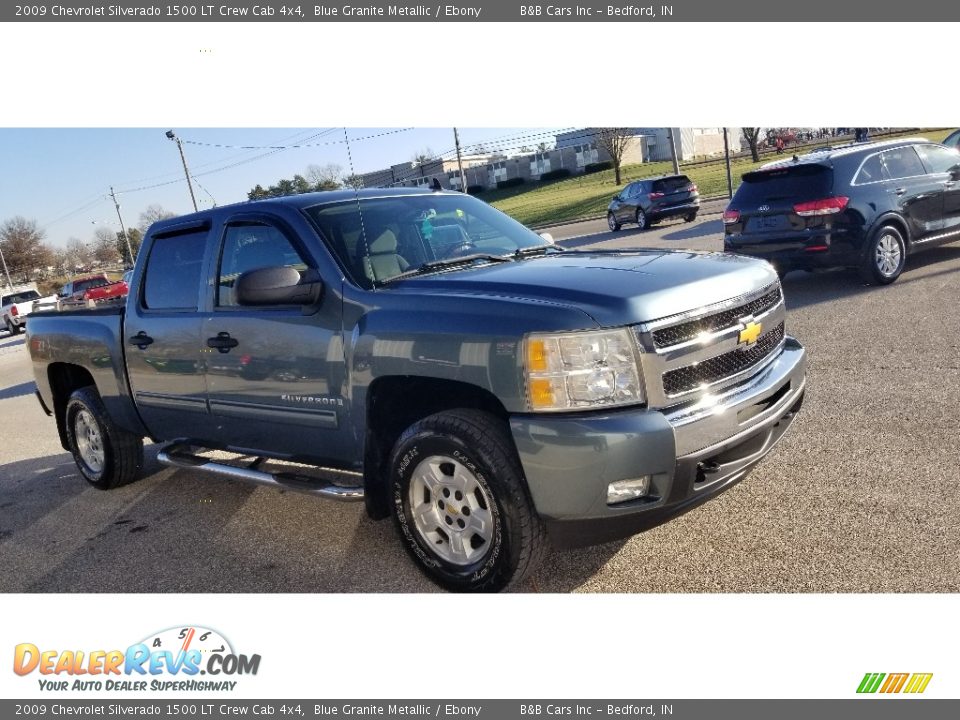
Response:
[65, 386, 144, 489]
[389, 409, 547, 592]
[859, 225, 906, 285]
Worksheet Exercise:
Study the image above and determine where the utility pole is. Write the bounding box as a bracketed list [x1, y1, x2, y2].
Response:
[722, 128, 734, 199]
[109, 187, 136, 266]
[453, 127, 467, 192]
[668, 128, 681, 175]
[166, 130, 199, 212]
[0, 245, 12, 290]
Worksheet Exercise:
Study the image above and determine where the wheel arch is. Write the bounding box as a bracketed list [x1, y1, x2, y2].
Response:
[47, 363, 97, 451]
[362, 376, 511, 520]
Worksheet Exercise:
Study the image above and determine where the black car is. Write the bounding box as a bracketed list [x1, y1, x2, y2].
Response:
[723, 138, 960, 284]
[607, 174, 700, 231]
[943, 128, 960, 150]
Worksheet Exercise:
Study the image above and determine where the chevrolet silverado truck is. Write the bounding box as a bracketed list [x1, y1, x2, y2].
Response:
[2, 286, 58, 335]
[26, 189, 806, 592]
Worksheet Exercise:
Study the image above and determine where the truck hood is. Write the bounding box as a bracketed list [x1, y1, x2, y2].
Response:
[389, 250, 778, 327]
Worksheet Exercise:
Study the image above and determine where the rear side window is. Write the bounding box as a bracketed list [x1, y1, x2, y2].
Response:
[855, 154, 888, 184]
[142, 231, 208, 310]
[881, 147, 926, 179]
[652, 175, 691, 193]
[737, 164, 832, 203]
[2, 290, 40, 305]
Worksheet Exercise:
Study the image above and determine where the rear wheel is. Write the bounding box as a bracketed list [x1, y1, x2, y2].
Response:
[65, 386, 144, 489]
[389, 409, 547, 592]
[6, 318, 20, 335]
[684, 212, 698, 223]
[635, 208, 648, 230]
[607, 212, 621, 231]
[859, 225, 906, 285]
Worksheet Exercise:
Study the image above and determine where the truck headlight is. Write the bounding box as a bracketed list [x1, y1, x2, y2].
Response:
[524, 328, 644, 412]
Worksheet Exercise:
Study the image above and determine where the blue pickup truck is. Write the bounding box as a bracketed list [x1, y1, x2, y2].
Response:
[26, 189, 806, 591]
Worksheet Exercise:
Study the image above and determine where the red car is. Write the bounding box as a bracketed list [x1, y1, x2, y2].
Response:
[58, 274, 128, 308]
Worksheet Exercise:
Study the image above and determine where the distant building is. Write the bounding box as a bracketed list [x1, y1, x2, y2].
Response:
[556, 127, 741, 163]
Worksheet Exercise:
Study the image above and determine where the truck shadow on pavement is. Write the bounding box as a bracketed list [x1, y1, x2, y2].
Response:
[781, 245, 960, 311]
[0, 381, 36, 401]
[0, 447, 619, 593]
[660, 218, 724, 242]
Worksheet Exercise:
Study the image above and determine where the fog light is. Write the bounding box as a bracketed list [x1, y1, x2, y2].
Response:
[607, 476, 651, 505]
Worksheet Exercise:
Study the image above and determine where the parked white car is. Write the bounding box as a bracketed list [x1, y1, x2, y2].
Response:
[2, 288, 57, 335]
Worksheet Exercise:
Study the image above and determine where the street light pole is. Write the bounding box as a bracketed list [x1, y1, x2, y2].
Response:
[166, 130, 199, 212]
[722, 128, 734, 199]
[109, 187, 136, 266]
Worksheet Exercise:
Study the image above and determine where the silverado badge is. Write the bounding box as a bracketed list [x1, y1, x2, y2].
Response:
[738, 319, 763, 347]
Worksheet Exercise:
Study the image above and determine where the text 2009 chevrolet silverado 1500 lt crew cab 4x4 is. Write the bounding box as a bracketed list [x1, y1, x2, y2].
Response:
[27, 189, 807, 592]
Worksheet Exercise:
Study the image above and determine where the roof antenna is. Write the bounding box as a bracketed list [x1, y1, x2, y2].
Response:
[343, 128, 372, 285]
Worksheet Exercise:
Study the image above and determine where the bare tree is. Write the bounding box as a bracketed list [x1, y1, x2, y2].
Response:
[137, 204, 177, 234]
[411, 148, 436, 176]
[305, 163, 343, 190]
[92, 227, 120, 265]
[0, 216, 54, 283]
[342, 174, 364, 190]
[593, 129, 635, 185]
[742, 128, 763, 162]
[65, 238, 93, 271]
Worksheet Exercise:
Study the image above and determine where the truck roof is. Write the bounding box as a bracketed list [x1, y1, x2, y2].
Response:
[147, 188, 461, 235]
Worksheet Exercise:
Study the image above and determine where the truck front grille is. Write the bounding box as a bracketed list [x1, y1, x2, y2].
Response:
[661, 322, 785, 397]
[651, 286, 782, 349]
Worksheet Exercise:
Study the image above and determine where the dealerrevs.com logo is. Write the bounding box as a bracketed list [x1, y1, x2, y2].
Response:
[13, 626, 261, 693]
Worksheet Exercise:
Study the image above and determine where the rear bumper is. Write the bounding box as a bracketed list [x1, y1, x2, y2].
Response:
[652, 200, 700, 219]
[510, 338, 806, 547]
[724, 229, 860, 269]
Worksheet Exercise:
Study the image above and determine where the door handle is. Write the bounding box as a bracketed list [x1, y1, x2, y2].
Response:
[129, 331, 153, 349]
[892, 187, 906, 196]
[207, 332, 239, 353]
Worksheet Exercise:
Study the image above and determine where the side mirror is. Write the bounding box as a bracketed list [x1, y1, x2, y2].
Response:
[236, 266, 323, 306]
[538, 232, 555, 245]
[949, 163, 960, 180]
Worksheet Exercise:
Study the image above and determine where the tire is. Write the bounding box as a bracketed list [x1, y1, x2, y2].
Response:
[607, 212, 621, 231]
[65, 386, 144, 490]
[6, 318, 21, 335]
[389, 409, 547, 593]
[859, 225, 906, 285]
[635, 208, 648, 230]
[684, 212, 698, 223]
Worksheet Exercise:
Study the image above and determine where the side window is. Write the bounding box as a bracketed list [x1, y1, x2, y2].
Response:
[855, 154, 887, 184]
[142, 231, 207, 310]
[881, 147, 926, 180]
[915, 144, 960, 174]
[217, 222, 309, 307]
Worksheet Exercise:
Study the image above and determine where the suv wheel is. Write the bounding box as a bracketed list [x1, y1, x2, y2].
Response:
[6, 318, 20, 335]
[860, 225, 906, 285]
[684, 212, 698, 223]
[635, 208, 648, 230]
[607, 212, 621, 231]
[389, 409, 547, 592]
[65, 386, 144, 489]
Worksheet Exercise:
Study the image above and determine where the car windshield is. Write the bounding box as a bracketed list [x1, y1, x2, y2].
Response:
[303, 194, 549, 287]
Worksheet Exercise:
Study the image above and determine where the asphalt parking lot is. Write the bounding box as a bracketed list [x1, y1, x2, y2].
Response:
[1, 208, 958, 593]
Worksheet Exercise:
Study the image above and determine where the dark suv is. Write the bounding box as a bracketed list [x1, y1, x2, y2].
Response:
[723, 138, 960, 284]
[607, 174, 700, 231]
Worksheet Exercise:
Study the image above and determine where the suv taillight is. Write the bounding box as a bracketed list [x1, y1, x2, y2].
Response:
[10, 306, 18, 317]
[648, 192, 665, 200]
[793, 196, 849, 216]
[689, 184, 698, 192]
[722, 209, 740, 225]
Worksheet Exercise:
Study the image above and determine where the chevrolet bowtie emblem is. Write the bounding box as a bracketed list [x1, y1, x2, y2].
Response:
[738, 320, 763, 346]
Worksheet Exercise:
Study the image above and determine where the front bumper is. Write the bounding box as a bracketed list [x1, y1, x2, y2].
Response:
[510, 337, 806, 547]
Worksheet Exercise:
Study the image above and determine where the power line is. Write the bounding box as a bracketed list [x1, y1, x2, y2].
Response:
[179, 127, 415, 150]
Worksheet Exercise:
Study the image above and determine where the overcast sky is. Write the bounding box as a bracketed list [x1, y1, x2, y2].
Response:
[0, 127, 567, 247]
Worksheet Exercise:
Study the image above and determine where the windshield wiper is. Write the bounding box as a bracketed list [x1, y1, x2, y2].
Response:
[514, 244, 565, 259]
[379, 253, 513, 284]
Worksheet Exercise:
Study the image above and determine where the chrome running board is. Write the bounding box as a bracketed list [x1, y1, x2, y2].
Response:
[157, 443, 364, 502]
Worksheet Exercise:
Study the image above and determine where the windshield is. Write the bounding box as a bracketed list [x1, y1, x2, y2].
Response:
[303, 194, 548, 287]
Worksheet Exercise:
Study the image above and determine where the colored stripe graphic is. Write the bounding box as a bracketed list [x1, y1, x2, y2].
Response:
[904, 673, 933, 694]
[857, 673, 885, 693]
[879, 673, 908, 693]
